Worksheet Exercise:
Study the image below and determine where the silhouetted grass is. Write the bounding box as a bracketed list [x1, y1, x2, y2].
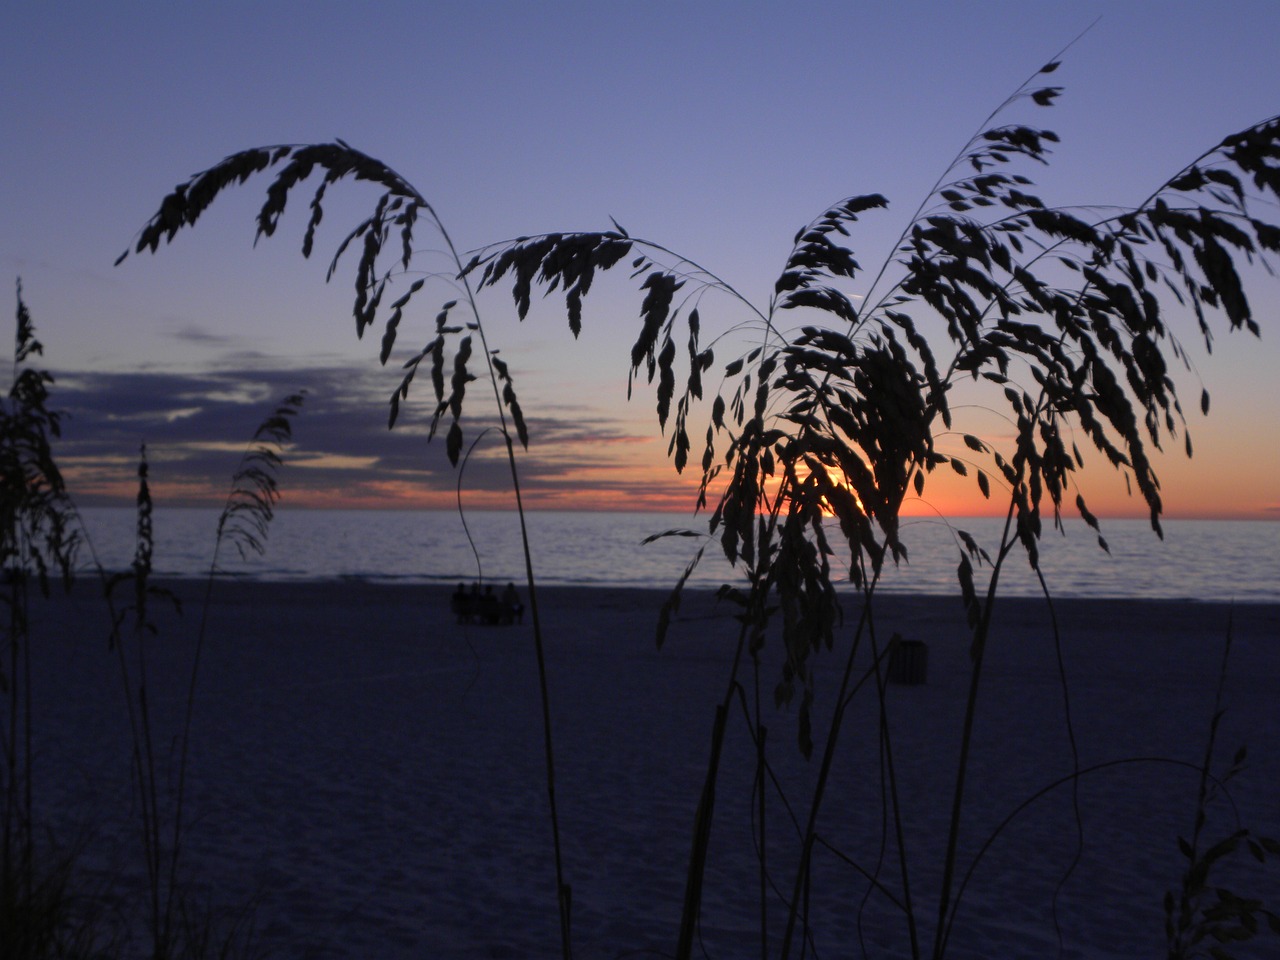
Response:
[1, 282, 84, 958]
[1, 281, 300, 960]
[115, 46, 1280, 959]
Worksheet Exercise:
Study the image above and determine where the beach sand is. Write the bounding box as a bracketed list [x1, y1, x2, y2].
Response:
[20, 580, 1280, 958]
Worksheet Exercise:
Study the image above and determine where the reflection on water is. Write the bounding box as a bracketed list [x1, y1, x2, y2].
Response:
[72, 508, 1279, 602]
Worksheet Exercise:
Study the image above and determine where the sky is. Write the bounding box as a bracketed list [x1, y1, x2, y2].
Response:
[3, 1, 1279, 520]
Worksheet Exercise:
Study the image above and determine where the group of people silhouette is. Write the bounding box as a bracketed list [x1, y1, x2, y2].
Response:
[451, 581, 524, 625]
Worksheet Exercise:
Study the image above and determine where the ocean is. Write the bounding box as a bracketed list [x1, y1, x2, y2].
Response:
[67, 507, 1279, 603]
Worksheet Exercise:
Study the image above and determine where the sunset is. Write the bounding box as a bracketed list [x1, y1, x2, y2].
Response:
[5, 3, 1279, 521]
[3, 4, 1279, 959]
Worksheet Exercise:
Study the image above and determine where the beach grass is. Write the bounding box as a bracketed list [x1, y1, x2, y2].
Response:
[21, 38, 1280, 957]
[2, 288, 300, 959]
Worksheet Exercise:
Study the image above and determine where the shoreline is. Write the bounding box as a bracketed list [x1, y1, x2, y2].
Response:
[55, 572, 1280, 605]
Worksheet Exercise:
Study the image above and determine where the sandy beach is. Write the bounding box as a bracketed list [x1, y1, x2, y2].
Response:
[19, 580, 1280, 959]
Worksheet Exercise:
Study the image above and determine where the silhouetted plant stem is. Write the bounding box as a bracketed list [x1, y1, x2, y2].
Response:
[158, 558, 228, 947]
[1165, 612, 1246, 958]
[779, 577, 879, 960]
[1035, 563, 1085, 957]
[453, 429, 494, 584]
[942, 753, 1215, 947]
[1, 283, 82, 955]
[870, 623, 920, 960]
[931, 505, 1018, 960]
[2, 570, 26, 913]
[675, 602, 763, 959]
[0, 570, 39, 952]
[130, 452, 169, 958]
[19, 578, 31, 904]
[164, 390, 302, 948]
[745, 645, 769, 960]
[464, 281, 571, 960]
[3, 297, 25, 919]
[104, 567, 149, 920]
[505, 429, 573, 958]
[98, 446, 191, 959]
[756, 718, 768, 960]
[1191, 614, 1232, 851]
[163, 564, 218, 939]
[676, 699, 730, 959]
[439, 209, 574, 959]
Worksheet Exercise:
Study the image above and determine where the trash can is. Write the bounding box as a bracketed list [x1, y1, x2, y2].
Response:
[888, 639, 928, 685]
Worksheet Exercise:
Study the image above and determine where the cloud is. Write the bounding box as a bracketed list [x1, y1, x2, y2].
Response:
[164, 324, 242, 347]
[48, 361, 697, 511]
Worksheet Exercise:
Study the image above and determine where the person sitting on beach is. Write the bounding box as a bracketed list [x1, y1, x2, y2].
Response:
[451, 582, 471, 623]
[501, 582, 524, 625]
[479, 584, 502, 624]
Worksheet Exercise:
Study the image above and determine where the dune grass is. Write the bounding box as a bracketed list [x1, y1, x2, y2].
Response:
[108, 50, 1280, 957]
[0, 282, 303, 960]
[0, 45, 1267, 958]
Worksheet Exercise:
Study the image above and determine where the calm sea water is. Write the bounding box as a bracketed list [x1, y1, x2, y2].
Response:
[69, 507, 1279, 602]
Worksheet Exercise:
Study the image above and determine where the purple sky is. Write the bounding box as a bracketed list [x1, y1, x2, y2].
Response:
[3, 2, 1279, 517]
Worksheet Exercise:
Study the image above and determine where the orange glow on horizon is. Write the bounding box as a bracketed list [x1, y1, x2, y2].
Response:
[64, 481, 1279, 519]
[59, 435, 1279, 520]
